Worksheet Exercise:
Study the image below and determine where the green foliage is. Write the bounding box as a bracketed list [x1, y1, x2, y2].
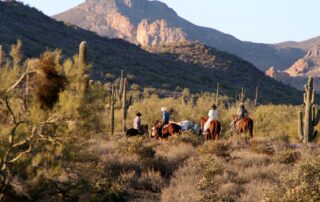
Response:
[197, 141, 231, 158]
[264, 157, 320, 202]
[298, 77, 320, 143]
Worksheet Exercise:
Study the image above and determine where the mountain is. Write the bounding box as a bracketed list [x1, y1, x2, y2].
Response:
[0, 1, 302, 104]
[276, 36, 320, 52]
[54, 0, 306, 71]
[266, 46, 320, 91]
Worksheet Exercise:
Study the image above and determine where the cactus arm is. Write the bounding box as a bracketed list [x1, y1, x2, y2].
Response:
[312, 89, 315, 104]
[310, 130, 318, 142]
[312, 106, 320, 126]
[304, 93, 307, 104]
[304, 84, 308, 93]
[298, 111, 304, 140]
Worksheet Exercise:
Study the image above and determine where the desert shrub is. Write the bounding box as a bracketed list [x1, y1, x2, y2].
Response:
[198, 140, 232, 158]
[116, 137, 155, 159]
[33, 51, 66, 109]
[136, 170, 165, 192]
[156, 142, 195, 177]
[231, 150, 271, 169]
[264, 157, 320, 202]
[169, 131, 202, 147]
[249, 139, 275, 155]
[275, 149, 301, 164]
[161, 155, 224, 202]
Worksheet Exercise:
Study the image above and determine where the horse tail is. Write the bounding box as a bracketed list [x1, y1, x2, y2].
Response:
[249, 119, 253, 138]
[214, 121, 221, 140]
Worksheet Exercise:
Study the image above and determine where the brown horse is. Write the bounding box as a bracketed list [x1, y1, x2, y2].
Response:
[126, 124, 149, 137]
[200, 117, 221, 141]
[152, 120, 181, 139]
[231, 115, 254, 138]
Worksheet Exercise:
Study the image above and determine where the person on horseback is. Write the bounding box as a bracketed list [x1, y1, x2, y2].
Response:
[133, 112, 142, 133]
[156, 107, 170, 137]
[162, 107, 170, 124]
[233, 102, 248, 129]
[203, 104, 219, 135]
[237, 103, 248, 119]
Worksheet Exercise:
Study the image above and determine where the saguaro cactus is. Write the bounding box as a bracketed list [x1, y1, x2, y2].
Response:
[298, 77, 320, 143]
[79, 41, 87, 69]
[216, 82, 220, 106]
[110, 85, 115, 135]
[254, 85, 259, 108]
[122, 78, 127, 132]
[119, 70, 124, 100]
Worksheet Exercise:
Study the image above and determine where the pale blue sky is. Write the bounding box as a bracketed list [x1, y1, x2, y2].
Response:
[20, 0, 320, 44]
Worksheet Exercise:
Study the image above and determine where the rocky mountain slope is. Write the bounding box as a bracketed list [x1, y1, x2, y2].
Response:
[0, 1, 302, 104]
[54, 0, 306, 71]
[266, 46, 320, 91]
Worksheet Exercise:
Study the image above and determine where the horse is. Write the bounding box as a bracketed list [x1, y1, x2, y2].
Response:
[230, 115, 254, 138]
[152, 120, 181, 139]
[200, 117, 221, 141]
[126, 124, 149, 137]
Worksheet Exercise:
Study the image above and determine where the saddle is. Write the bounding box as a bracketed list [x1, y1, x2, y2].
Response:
[162, 124, 169, 129]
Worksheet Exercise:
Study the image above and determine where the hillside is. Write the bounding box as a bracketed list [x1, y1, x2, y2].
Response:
[266, 46, 320, 91]
[276, 36, 320, 52]
[0, 1, 301, 104]
[54, 0, 305, 71]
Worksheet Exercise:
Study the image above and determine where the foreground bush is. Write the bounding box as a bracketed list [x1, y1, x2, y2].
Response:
[264, 157, 320, 202]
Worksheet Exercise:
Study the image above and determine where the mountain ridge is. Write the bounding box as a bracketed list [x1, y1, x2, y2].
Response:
[0, 1, 302, 104]
[54, 0, 306, 71]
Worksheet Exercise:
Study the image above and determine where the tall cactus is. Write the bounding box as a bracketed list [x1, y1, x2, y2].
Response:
[122, 78, 127, 132]
[110, 85, 115, 135]
[216, 82, 220, 106]
[254, 85, 259, 108]
[77, 41, 88, 94]
[119, 69, 124, 100]
[298, 77, 320, 143]
[79, 41, 87, 70]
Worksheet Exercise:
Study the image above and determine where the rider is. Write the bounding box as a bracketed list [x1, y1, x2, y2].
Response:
[162, 107, 170, 124]
[157, 107, 170, 136]
[203, 104, 219, 134]
[233, 102, 248, 129]
[237, 102, 248, 119]
[133, 112, 142, 133]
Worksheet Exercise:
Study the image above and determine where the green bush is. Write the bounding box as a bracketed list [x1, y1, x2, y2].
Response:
[264, 157, 320, 202]
[198, 141, 232, 158]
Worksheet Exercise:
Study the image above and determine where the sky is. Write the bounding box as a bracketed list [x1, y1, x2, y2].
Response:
[20, 0, 320, 44]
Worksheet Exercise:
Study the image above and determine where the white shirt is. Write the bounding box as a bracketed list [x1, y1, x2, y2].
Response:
[133, 116, 141, 129]
[208, 109, 219, 120]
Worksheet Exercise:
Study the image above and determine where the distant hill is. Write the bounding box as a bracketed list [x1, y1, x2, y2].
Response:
[54, 0, 306, 71]
[0, 1, 302, 104]
[266, 46, 320, 91]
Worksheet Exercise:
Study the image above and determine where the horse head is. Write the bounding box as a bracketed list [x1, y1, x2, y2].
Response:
[200, 117, 207, 130]
[232, 114, 238, 121]
[151, 121, 161, 138]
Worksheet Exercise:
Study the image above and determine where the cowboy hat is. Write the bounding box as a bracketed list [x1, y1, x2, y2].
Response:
[136, 112, 142, 116]
[161, 107, 167, 112]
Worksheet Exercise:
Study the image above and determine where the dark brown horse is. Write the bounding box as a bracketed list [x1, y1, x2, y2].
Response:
[200, 117, 221, 141]
[126, 124, 149, 137]
[231, 115, 254, 138]
[152, 120, 181, 139]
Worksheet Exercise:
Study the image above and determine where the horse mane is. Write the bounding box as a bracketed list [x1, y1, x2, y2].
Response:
[201, 117, 207, 122]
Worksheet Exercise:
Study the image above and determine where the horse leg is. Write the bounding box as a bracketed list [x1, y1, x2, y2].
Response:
[249, 122, 253, 138]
